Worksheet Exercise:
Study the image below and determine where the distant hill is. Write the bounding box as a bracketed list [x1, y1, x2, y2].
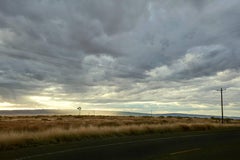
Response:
[0, 109, 239, 119]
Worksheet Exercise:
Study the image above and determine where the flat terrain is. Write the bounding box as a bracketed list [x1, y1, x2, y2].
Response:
[1, 115, 230, 131]
[1, 128, 240, 160]
[0, 115, 240, 159]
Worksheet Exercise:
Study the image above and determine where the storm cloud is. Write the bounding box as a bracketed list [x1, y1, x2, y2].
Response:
[0, 0, 240, 116]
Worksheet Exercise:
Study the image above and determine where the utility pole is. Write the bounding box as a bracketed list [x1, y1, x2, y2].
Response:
[217, 88, 226, 124]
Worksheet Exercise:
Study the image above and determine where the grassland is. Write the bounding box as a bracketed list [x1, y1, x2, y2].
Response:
[0, 115, 240, 150]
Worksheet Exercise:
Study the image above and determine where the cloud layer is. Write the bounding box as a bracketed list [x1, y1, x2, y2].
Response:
[0, 0, 240, 116]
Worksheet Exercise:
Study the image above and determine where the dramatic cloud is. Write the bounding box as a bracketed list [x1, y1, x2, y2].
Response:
[0, 0, 240, 116]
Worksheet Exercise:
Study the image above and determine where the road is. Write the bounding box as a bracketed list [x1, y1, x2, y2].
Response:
[1, 128, 240, 160]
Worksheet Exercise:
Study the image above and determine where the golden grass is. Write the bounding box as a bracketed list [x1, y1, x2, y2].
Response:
[0, 115, 239, 150]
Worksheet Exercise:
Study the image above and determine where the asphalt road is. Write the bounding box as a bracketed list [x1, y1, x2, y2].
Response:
[1, 128, 240, 160]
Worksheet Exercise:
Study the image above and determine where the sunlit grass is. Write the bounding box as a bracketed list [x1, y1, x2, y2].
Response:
[0, 115, 239, 150]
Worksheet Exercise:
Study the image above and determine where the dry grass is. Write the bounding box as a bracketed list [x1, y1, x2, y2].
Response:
[0, 115, 240, 150]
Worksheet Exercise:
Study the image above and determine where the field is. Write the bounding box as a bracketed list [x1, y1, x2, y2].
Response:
[0, 115, 240, 150]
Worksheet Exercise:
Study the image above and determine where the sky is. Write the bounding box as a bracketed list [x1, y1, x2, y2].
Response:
[0, 0, 240, 116]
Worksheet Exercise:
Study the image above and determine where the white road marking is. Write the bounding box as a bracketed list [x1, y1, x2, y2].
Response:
[170, 148, 201, 155]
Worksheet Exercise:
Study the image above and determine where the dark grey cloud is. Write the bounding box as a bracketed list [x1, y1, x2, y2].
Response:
[169, 45, 239, 80]
[0, 0, 240, 115]
[0, 0, 148, 56]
